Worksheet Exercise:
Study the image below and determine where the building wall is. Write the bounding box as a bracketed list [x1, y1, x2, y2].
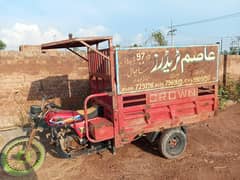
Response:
[218, 55, 240, 83]
[0, 48, 240, 128]
[0, 48, 88, 128]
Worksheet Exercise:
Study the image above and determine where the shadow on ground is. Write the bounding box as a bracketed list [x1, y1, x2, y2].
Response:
[132, 137, 161, 157]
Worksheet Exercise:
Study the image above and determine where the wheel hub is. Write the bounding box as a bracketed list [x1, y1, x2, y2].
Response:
[169, 138, 178, 147]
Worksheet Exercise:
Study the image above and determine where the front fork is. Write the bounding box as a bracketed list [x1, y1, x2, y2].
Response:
[25, 128, 38, 153]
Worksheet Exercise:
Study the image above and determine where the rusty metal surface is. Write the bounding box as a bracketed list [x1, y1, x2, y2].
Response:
[116, 45, 218, 94]
[41, 36, 112, 49]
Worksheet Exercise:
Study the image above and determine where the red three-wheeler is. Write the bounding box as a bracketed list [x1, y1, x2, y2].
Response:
[0, 36, 219, 176]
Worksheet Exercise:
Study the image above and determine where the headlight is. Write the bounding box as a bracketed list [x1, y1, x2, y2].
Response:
[30, 105, 42, 114]
[29, 105, 42, 121]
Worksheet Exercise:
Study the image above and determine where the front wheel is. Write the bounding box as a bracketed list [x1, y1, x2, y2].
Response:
[158, 128, 187, 159]
[0, 136, 45, 176]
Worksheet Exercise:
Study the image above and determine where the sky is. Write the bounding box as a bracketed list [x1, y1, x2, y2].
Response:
[0, 0, 239, 50]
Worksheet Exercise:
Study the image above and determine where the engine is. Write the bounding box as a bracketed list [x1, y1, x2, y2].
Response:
[50, 126, 88, 158]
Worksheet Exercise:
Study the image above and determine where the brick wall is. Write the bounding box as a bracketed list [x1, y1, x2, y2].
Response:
[0, 48, 89, 128]
[218, 55, 240, 84]
[0, 48, 240, 129]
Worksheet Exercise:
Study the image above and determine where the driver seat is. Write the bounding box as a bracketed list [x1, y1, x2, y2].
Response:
[77, 105, 98, 119]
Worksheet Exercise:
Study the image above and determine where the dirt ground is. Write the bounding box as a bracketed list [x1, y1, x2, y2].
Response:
[1, 104, 240, 180]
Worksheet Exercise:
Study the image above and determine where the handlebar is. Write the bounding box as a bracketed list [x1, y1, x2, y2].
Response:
[40, 95, 59, 111]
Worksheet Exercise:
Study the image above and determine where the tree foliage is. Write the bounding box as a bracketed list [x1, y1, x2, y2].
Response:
[151, 31, 167, 46]
[0, 40, 6, 50]
[130, 43, 142, 48]
[229, 46, 240, 55]
[115, 44, 120, 48]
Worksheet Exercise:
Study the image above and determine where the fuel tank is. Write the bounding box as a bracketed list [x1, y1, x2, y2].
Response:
[44, 110, 83, 126]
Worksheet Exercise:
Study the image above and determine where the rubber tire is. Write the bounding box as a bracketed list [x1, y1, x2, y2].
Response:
[158, 128, 187, 159]
[0, 136, 46, 176]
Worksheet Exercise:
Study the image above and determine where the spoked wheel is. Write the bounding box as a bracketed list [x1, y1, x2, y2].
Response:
[158, 128, 187, 159]
[0, 136, 45, 176]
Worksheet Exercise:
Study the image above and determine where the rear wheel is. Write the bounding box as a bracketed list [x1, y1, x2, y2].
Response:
[0, 136, 45, 176]
[158, 128, 187, 159]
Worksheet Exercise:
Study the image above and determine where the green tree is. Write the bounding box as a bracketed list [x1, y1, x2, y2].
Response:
[130, 43, 142, 48]
[151, 31, 167, 46]
[0, 40, 6, 50]
[229, 46, 240, 55]
[114, 44, 120, 48]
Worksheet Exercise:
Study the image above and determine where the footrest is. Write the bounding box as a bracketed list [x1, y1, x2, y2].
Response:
[89, 117, 114, 141]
